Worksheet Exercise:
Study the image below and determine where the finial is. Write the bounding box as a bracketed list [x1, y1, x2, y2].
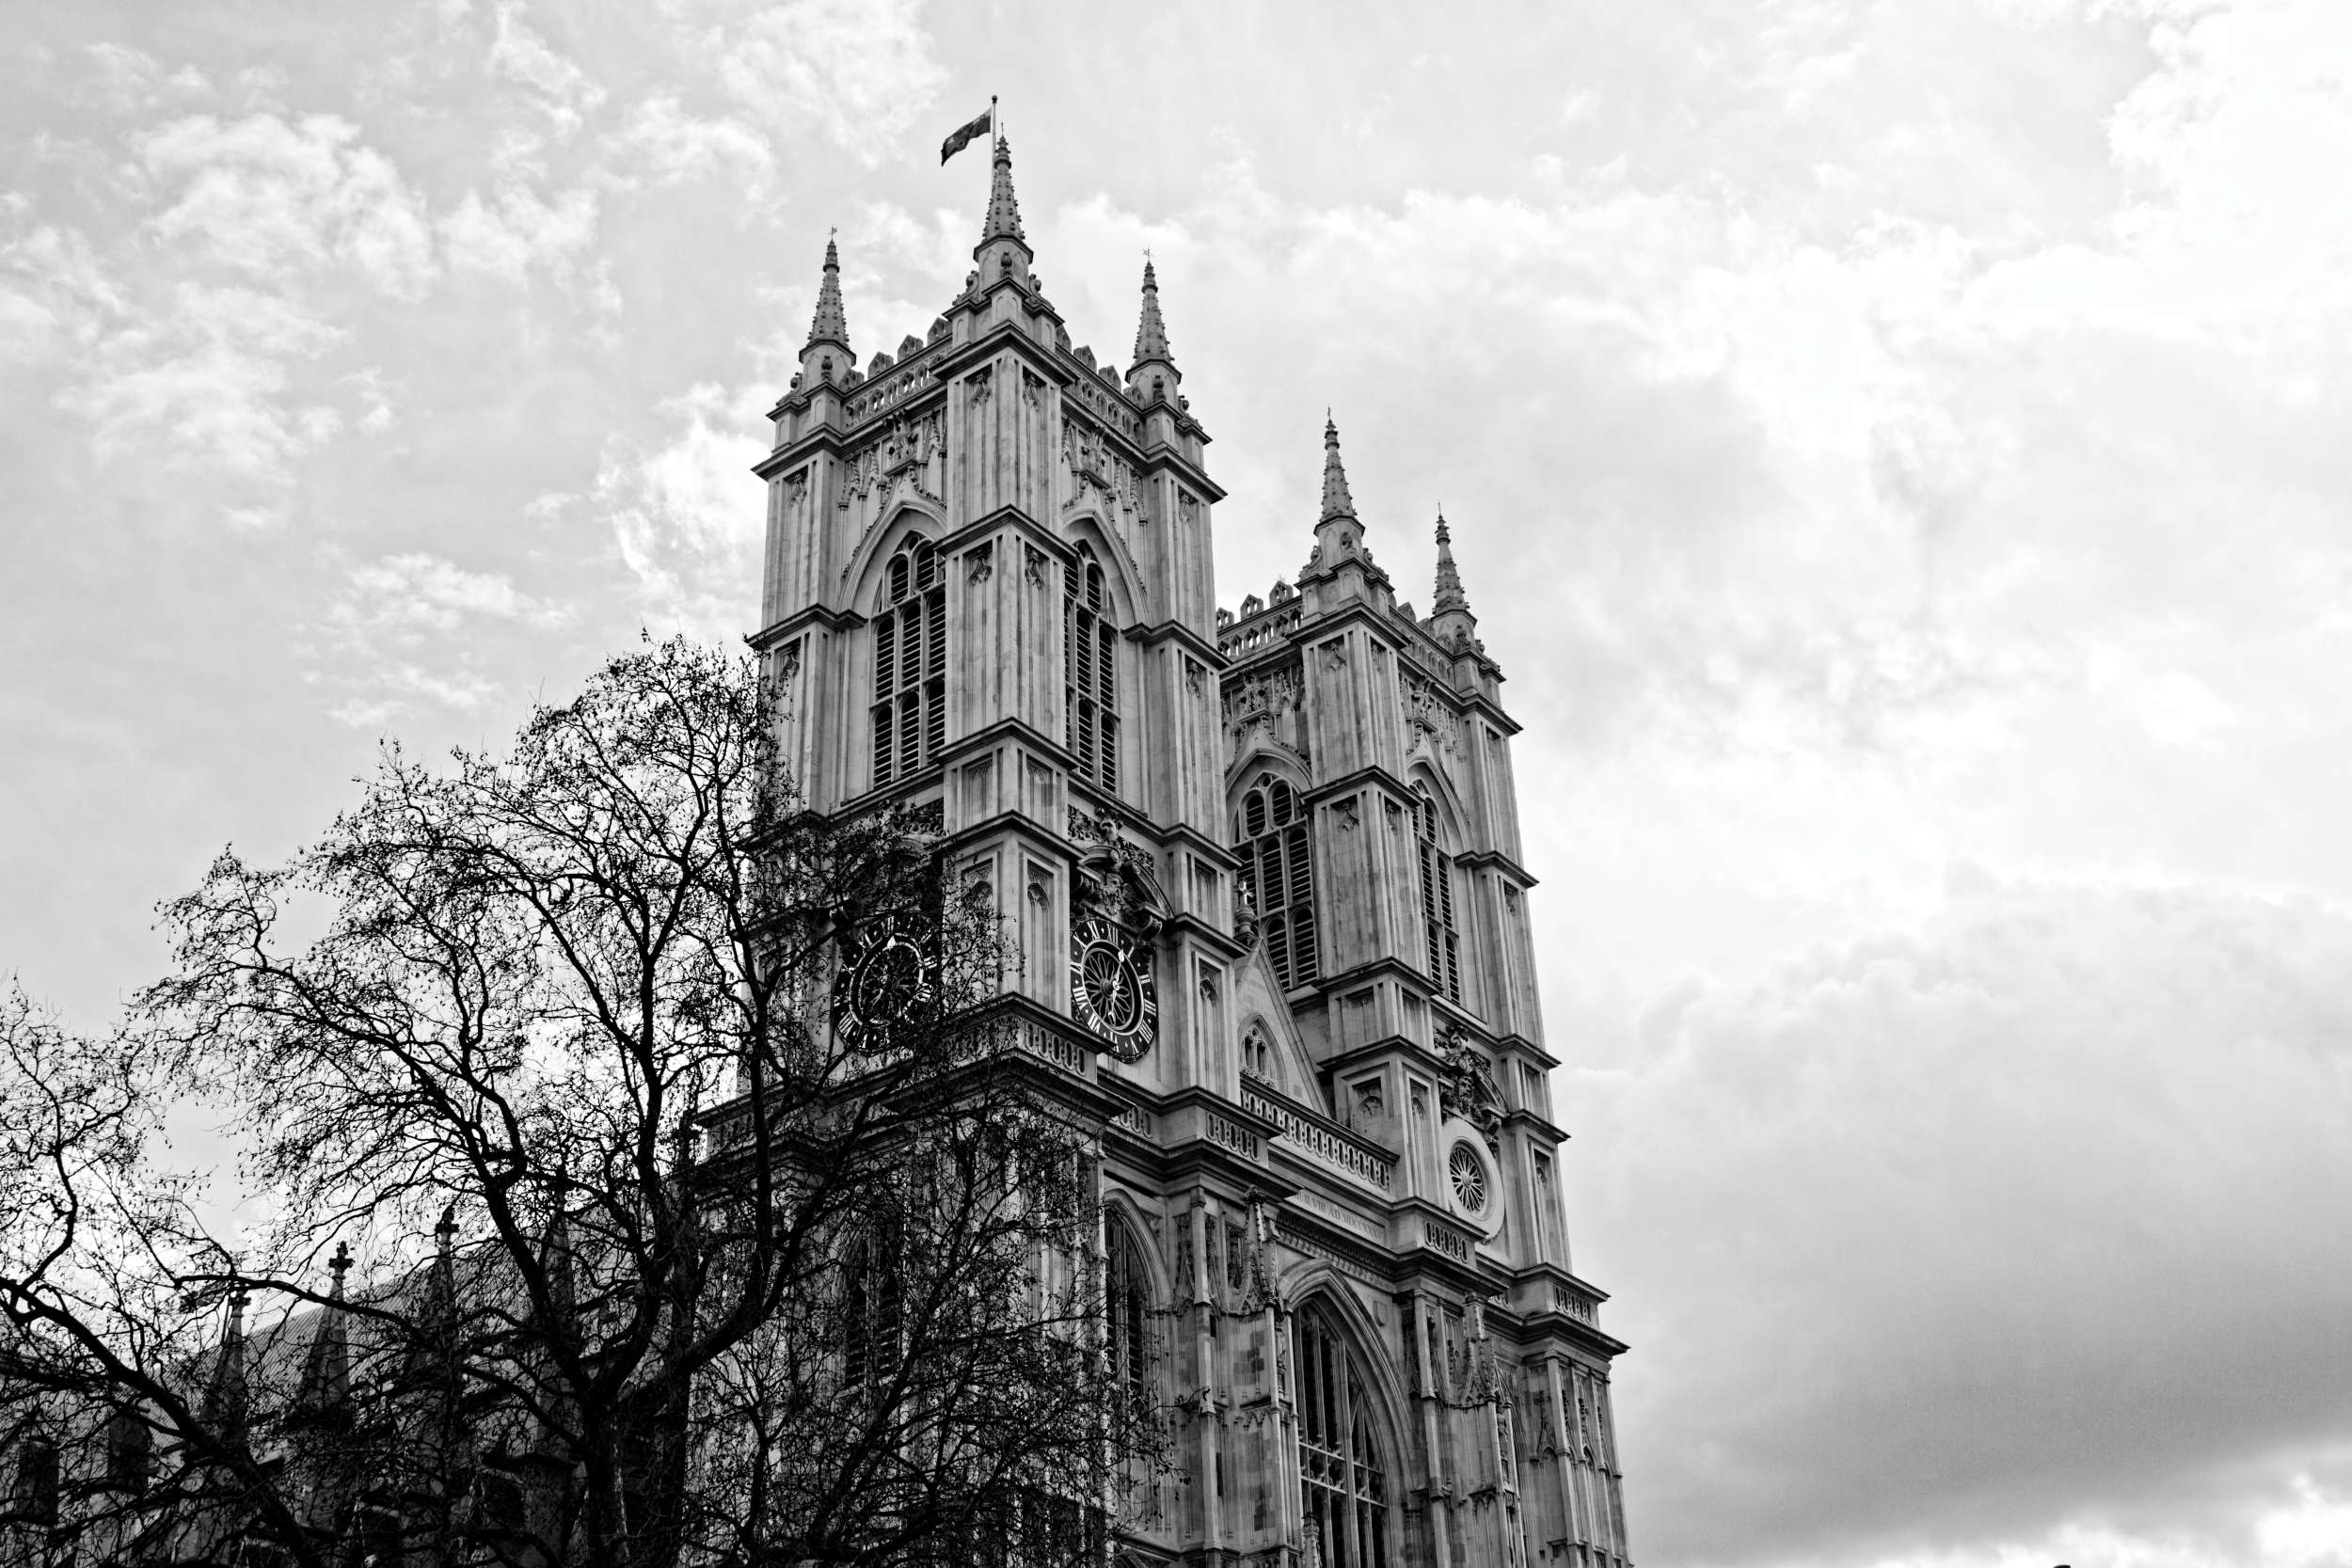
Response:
[1131, 256, 1173, 372]
[437, 1204, 457, 1247]
[1319, 414, 1356, 523]
[980, 130, 1025, 246]
[804, 232, 850, 353]
[329, 1241, 351, 1291]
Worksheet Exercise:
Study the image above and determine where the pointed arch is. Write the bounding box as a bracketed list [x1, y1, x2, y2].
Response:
[1230, 766, 1318, 992]
[1100, 1203, 1159, 1419]
[866, 529, 948, 786]
[1060, 511, 1145, 627]
[1065, 538, 1122, 793]
[843, 499, 946, 610]
[1285, 1281, 1406, 1568]
[1406, 767, 1466, 1006]
[1405, 759, 1471, 851]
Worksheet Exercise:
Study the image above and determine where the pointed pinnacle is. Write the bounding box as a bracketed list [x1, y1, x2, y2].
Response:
[981, 135, 1025, 246]
[1433, 511, 1470, 613]
[1132, 258, 1172, 369]
[805, 233, 850, 351]
[1320, 414, 1357, 523]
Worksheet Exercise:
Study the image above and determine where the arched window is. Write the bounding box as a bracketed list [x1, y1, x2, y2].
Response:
[1295, 1307, 1391, 1568]
[1235, 774, 1316, 990]
[871, 538, 946, 786]
[1104, 1220, 1150, 1419]
[1065, 547, 1118, 791]
[839, 1220, 902, 1392]
[1414, 787, 1460, 1004]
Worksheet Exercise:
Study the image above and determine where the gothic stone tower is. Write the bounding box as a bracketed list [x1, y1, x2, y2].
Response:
[752, 139, 1631, 1568]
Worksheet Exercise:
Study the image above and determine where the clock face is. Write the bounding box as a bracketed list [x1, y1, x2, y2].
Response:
[1071, 918, 1156, 1063]
[840, 924, 933, 1052]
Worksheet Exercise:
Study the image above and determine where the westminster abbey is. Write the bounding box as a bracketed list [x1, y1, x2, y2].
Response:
[755, 136, 1632, 1568]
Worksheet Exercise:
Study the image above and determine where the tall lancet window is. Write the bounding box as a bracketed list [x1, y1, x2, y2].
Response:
[871, 538, 946, 786]
[1414, 787, 1461, 1004]
[1104, 1221, 1150, 1421]
[1295, 1307, 1391, 1568]
[1064, 547, 1118, 791]
[1236, 774, 1317, 990]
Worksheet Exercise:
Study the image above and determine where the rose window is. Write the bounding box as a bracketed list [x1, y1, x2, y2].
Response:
[1447, 1144, 1487, 1214]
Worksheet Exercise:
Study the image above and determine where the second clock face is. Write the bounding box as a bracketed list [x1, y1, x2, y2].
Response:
[1072, 918, 1156, 1062]
[840, 924, 933, 1052]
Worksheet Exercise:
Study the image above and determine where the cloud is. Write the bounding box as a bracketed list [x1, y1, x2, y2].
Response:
[1572, 872, 2352, 1565]
[436, 180, 599, 283]
[75, 43, 212, 115]
[600, 97, 775, 196]
[58, 283, 345, 516]
[485, 1, 608, 138]
[315, 553, 571, 726]
[593, 381, 768, 642]
[139, 113, 437, 300]
[333, 552, 571, 637]
[700, 0, 946, 161]
[0, 205, 125, 363]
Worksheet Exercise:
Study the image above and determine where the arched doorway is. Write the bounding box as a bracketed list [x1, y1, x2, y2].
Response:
[1294, 1302, 1392, 1568]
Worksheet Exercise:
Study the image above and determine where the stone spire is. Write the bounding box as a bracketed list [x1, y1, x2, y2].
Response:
[799, 234, 850, 387]
[1128, 257, 1181, 406]
[805, 234, 849, 352]
[405, 1204, 460, 1390]
[200, 1289, 249, 1444]
[1430, 509, 1484, 655]
[1132, 259, 1172, 369]
[971, 133, 1034, 292]
[1433, 512, 1469, 613]
[1319, 413, 1356, 523]
[1309, 414, 1385, 586]
[290, 1243, 353, 1425]
[982, 134, 1025, 247]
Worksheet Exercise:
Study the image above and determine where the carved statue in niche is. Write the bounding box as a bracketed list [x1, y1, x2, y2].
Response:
[1437, 1024, 1506, 1146]
[1403, 669, 1461, 754]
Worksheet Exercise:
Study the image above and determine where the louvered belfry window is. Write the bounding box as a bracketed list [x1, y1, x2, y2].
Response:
[1414, 788, 1462, 1003]
[871, 539, 946, 786]
[1064, 549, 1118, 791]
[1235, 773, 1318, 990]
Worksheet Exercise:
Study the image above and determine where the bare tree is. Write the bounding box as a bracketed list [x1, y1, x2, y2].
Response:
[1, 639, 1161, 1568]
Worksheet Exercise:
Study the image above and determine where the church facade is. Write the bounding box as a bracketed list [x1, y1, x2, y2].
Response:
[754, 137, 1631, 1568]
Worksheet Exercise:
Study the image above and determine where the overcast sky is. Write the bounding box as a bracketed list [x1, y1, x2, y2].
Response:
[6, 1, 2351, 1564]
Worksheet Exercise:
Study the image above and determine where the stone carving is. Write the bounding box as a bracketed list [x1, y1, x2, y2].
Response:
[1023, 543, 1047, 587]
[1437, 1026, 1505, 1144]
[1218, 661, 1301, 729]
[1060, 412, 1142, 518]
[966, 541, 993, 583]
[836, 410, 943, 511]
[1403, 668, 1461, 753]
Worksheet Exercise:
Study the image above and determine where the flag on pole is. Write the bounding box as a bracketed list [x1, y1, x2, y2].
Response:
[940, 101, 994, 165]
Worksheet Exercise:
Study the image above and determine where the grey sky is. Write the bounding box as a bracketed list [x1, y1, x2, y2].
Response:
[5, 2, 2351, 1564]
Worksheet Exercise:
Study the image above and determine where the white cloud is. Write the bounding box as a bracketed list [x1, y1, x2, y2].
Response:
[76, 43, 212, 115]
[59, 283, 345, 517]
[701, 0, 946, 161]
[139, 113, 437, 299]
[601, 97, 775, 195]
[437, 181, 599, 283]
[0, 206, 124, 363]
[486, 2, 608, 138]
[333, 552, 571, 638]
[315, 553, 571, 726]
[594, 381, 768, 641]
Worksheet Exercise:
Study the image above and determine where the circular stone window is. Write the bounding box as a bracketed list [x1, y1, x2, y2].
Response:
[1448, 1142, 1489, 1214]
